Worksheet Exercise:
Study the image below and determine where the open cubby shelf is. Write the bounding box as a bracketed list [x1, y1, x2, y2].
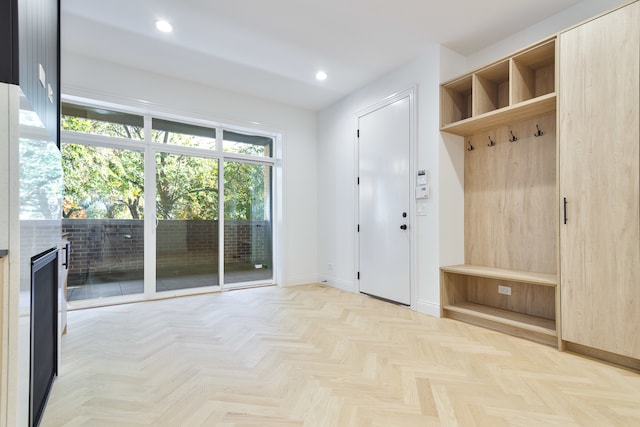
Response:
[441, 266, 558, 346]
[441, 38, 556, 136]
[439, 36, 559, 347]
[440, 93, 556, 136]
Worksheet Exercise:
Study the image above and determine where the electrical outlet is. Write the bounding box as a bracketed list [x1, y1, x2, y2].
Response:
[498, 285, 512, 296]
[327, 263, 334, 271]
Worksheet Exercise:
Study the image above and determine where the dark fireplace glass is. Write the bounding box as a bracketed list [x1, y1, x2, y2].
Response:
[30, 248, 58, 427]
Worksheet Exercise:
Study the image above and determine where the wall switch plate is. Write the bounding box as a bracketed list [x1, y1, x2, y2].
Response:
[498, 285, 512, 296]
[416, 185, 430, 199]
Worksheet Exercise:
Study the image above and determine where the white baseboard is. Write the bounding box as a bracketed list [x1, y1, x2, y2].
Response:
[283, 275, 319, 287]
[286, 278, 438, 317]
[317, 276, 356, 293]
[416, 299, 441, 317]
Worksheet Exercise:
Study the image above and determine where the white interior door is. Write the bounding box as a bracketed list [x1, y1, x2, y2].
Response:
[358, 96, 411, 305]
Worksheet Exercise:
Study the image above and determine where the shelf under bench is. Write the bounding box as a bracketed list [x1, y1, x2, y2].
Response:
[440, 265, 558, 347]
[443, 302, 556, 336]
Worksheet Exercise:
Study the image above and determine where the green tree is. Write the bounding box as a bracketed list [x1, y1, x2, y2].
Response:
[224, 162, 267, 220]
[155, 152, 219, 220]
[20, 138, 63, 219]
[62, 115, 143, 140]
[61, 113, 269, 221]
[62, 144, 144, 219]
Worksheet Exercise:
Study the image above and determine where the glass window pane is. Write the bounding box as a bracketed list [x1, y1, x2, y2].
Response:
[152, 118, 216, 149]
[61, 143, 145, 301]
[223, 161, 272, 285]
[61, 103, 144, 140]
[156, 153, 219, 291]
[223, 130, 272, 157]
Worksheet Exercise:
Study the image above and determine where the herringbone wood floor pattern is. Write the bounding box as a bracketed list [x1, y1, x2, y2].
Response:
[42, 284, 640, 426]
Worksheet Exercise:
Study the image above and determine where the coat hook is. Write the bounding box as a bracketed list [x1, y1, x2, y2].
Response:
[509, 130, 518, 142]
[487, 136, 495, 147]
[467, 140, 474, 151]
[534, 124, 543, 137]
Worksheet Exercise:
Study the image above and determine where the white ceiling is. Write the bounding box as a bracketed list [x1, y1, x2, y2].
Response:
[61, 0, 583, 111]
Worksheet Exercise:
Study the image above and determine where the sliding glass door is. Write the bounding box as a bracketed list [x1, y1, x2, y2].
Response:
[62, 144, 145, 300]
[155, 153, 219, 292]
[61, 102, 146, 302]
[61, 102, 278, 305]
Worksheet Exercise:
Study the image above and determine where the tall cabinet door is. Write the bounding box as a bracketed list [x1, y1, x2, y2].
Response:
[559, 1, 640, 359]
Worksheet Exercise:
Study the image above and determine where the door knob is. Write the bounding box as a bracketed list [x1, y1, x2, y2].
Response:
[400, 224, 407, 230]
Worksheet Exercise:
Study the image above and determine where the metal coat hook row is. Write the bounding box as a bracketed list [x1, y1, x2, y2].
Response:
[487, 136, 495, 147]
[467, 140, 474, 151]
[509, 130, 518, 142]
[534, 124, 544, 137]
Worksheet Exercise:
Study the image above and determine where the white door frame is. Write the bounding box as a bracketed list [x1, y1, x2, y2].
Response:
[354, 87, 417, 309]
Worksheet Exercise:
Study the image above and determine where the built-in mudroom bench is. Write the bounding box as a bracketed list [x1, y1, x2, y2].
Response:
[440, 35, 560, 347]
[440, 0, 640, 370]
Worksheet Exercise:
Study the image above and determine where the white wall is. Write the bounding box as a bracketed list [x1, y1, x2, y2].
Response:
[317, 45, 466, 316]
[466, 0, 624, 70]
[62, 52, 319, 287]
[438, 47, 467, 272]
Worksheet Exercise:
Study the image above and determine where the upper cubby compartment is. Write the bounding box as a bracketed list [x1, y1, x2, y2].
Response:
[441, 75, 472, 126]
[511, 39, 556, 104]
[440, 37, 556, 136]
[474, 60, 510, 115]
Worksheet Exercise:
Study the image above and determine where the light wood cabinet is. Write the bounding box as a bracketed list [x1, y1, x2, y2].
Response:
[440, 0, 640, 367]
[559, 1, 640, 361]
[440, 38, 559, 347]
[441, 39, 556, 136]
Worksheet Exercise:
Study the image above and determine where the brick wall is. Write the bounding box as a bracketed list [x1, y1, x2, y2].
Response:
[62, 219, 271, 285]
[62, 219, 144, 285]
[224, 220, 272, 268]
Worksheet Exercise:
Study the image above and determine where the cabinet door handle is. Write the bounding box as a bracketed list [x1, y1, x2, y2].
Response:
[62, 241, 70, 269]
[563, 197, 568, 224]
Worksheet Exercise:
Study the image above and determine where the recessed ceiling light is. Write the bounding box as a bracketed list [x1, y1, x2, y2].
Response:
[155, 20, 173, 33]
[315, 71, 328, 81]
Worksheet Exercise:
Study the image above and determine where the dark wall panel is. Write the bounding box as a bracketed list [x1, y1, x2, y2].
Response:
[18, 0, 60, 145]
[0, 0, 19, 84]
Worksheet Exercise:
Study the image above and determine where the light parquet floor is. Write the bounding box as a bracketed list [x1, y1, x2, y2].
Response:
[42, 284, 640, 426]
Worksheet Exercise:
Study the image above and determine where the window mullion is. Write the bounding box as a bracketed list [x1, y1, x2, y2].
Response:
[216, 126, 224, 153]
[143, 114, 156, 299]
[61, 130, 143, 151]
[218, 157, 225, 287]
[220, 153, 276, 166]
[150, 142, 222, 160]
